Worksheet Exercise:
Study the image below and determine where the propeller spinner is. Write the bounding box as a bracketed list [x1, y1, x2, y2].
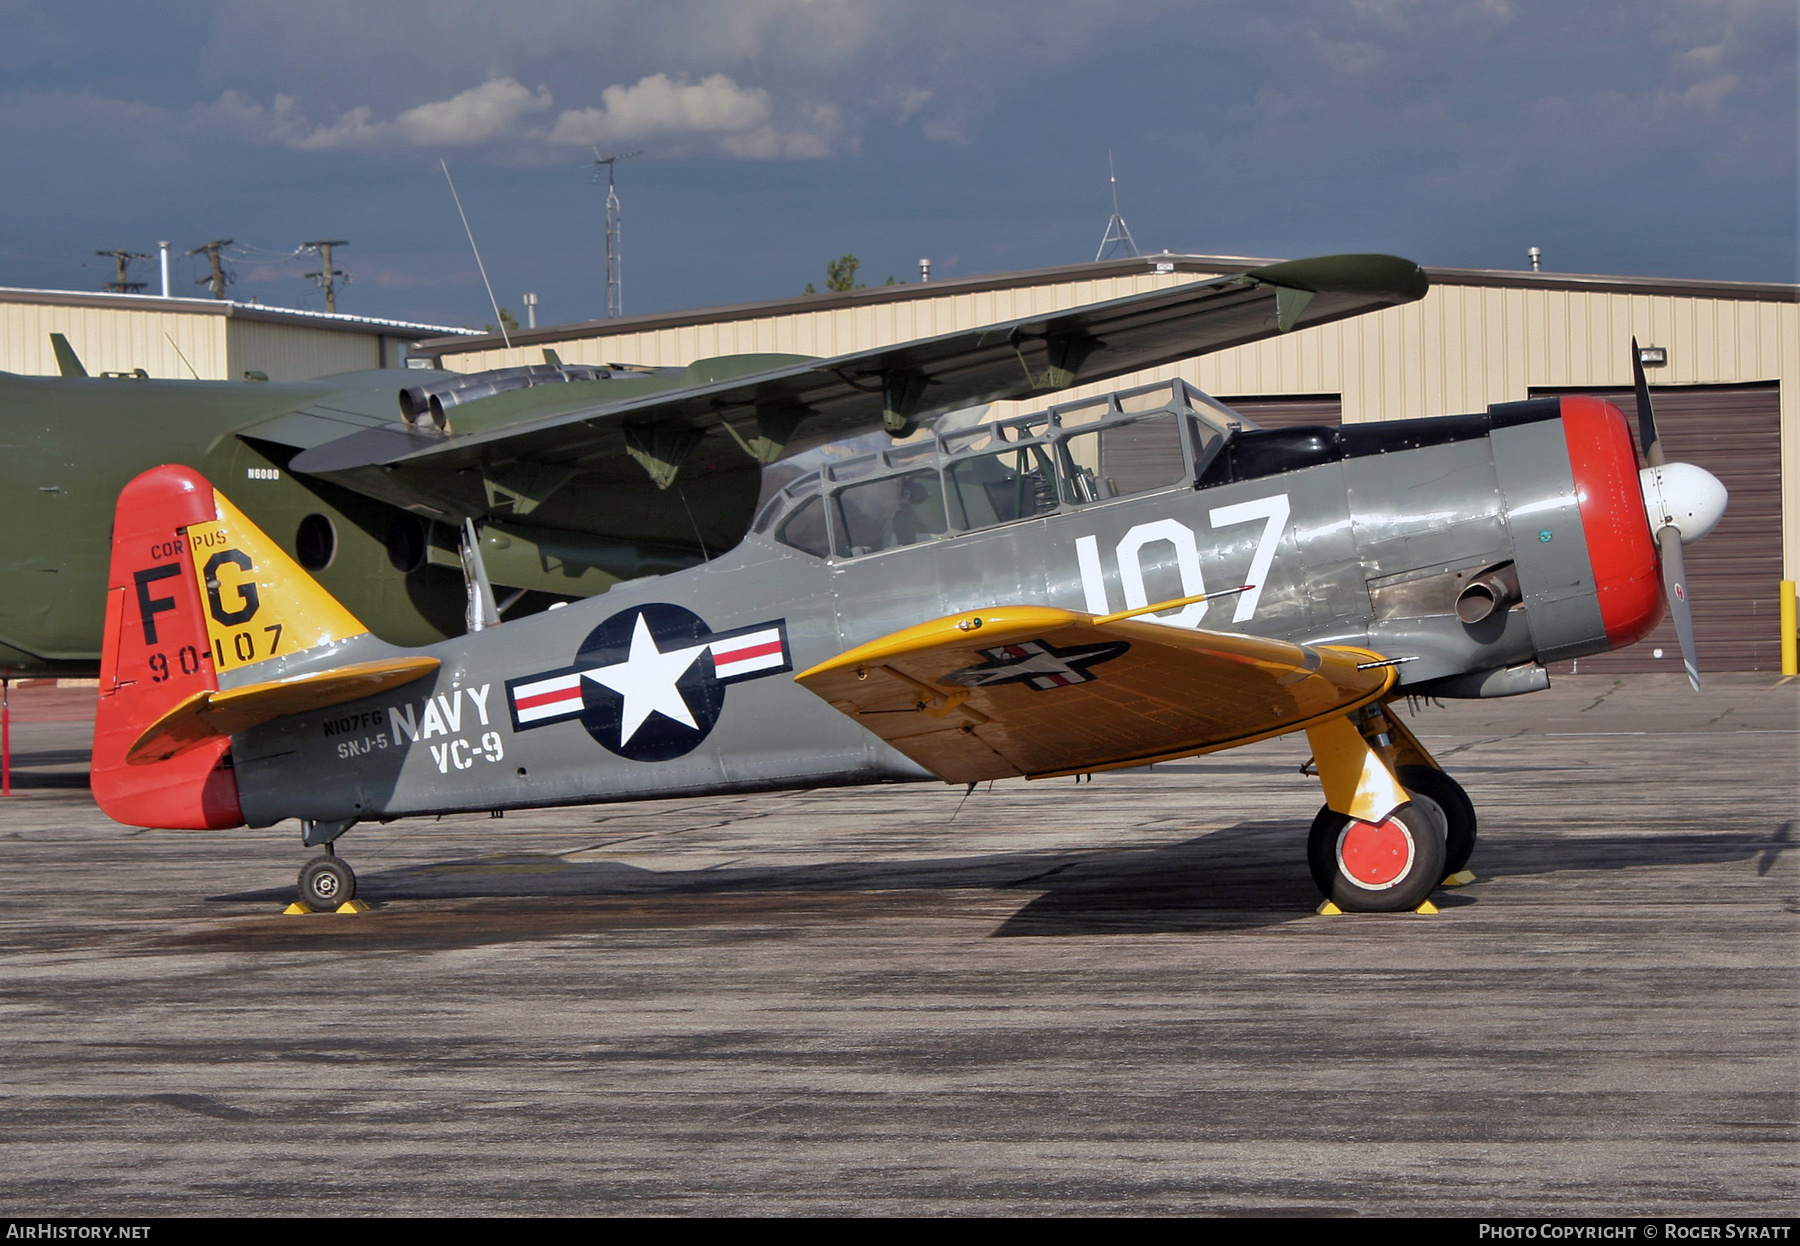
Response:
[1630, 337, 1728, 690]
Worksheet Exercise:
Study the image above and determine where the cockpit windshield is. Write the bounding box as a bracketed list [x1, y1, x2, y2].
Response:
[756, 378, 1247, 560]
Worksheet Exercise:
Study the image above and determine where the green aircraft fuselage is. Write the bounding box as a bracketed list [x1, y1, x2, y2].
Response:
[0, 363, 793, 674]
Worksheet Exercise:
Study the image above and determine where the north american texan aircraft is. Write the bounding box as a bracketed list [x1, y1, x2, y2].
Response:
[83, 255, 1728, 915]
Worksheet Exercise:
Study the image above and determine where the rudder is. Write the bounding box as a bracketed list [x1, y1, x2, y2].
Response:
[93, 466, 245, 829]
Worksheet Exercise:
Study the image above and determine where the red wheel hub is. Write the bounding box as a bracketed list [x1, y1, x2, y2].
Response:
[1337, 817, 1415, 890]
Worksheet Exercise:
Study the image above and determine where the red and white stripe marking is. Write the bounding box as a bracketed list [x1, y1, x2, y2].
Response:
[509, 671, 585, 724]
[710, 627, 785, 681]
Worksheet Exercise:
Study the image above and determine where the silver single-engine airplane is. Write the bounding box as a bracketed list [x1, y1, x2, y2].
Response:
[87, 255, 1727, 914]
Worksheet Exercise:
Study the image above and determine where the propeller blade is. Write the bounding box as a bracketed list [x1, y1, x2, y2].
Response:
[1631, 336, 1664, 467]
[1657, 525, 1699, 691]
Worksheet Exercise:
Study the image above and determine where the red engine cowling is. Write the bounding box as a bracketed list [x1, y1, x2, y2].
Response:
[1558, 396, 1662, 651]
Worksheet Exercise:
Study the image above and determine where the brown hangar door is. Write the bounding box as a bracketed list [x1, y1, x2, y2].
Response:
[1218, 394, 1343, 429]
[1532, 382, 1784, 674]
[1091, 394, 1343, 486]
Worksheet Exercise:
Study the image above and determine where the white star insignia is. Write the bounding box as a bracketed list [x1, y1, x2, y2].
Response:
[583, 614, 710, 746]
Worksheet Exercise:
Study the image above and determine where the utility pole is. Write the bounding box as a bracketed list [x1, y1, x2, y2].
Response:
[95, 249, 150, 294]
[186, 240, 235, 299]
[302, 239, 350, 313]
[589, 150, 641, 318]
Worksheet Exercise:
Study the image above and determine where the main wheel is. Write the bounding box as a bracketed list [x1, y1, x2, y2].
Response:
[1397, 765, 1477, 876]
[1307, 803, 1446, 913]
[298, 855, 356, 910]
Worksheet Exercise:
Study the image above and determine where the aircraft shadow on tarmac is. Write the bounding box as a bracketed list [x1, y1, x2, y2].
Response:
[5, 748, 95, 788]
[206, 817, 1793, 943]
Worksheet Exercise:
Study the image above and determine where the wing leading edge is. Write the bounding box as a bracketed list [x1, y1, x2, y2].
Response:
[794, 605, 1398, 786]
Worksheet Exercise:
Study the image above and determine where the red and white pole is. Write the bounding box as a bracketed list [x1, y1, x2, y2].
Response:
[2, 672, 12, 797]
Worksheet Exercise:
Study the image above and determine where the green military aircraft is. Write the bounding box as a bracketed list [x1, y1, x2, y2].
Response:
[3, 254, 1427, 677]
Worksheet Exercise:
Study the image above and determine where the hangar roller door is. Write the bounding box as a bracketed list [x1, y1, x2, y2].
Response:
[1095, 395, 1343, 487]
[1532, 382, 1783, 673]
[1219, 395, 1343, 429]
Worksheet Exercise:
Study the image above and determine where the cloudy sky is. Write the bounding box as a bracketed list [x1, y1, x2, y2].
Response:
[2, 0, 1792, 329]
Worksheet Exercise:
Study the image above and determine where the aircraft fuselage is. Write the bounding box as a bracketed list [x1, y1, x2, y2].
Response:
[224, 386, 1657, 832]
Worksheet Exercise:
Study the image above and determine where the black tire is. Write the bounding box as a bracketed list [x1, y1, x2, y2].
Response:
[1397, 765, 1477, 876]
[1307, 802, 1446, 913]
[298, 855, 355, 909]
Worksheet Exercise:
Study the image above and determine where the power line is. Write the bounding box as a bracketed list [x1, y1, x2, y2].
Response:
[227, 242, 306, 259]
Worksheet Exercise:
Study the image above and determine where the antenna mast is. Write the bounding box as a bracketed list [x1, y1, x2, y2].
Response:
[1094, 152, 1140, 262]
[440, 160, 510, 348]
[590, 149, 642, 318]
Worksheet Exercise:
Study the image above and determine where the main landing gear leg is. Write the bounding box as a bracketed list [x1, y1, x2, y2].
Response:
[287, 817, 366, 914]
[1302, 710, 1445, 914]
[1377, 704, 1479, 881]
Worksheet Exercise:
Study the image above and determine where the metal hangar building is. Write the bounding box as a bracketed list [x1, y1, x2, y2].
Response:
[0, 287, 478, 382]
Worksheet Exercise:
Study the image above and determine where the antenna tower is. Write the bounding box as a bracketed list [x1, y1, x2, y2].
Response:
[96, 248, 150, 294]
[302, 240, 350, 313]
[1094, 153, 1140, 262]
[186, 239, 235, 299]
[590, 149, 642, 318]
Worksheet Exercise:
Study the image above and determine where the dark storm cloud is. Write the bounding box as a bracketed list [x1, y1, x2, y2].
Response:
[0, 1, 1790, 326]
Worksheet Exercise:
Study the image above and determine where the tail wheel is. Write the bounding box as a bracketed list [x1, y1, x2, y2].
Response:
[298, 855, 356, 910]
[1396, 765, 1477, 876]
[1307, 803, 1446, 913]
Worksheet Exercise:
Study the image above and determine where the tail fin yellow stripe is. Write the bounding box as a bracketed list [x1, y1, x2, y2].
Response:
[186, 489, 367, 678]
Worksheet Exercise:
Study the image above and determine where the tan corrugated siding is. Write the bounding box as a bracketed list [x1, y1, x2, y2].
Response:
[1, 297, 459, 379]
[0, 302, 228, 378]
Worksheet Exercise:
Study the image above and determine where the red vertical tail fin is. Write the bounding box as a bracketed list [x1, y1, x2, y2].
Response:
[93, 466, 243, 829]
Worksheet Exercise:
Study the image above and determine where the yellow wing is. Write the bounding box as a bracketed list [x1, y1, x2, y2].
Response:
[795, 604, 1397, 784]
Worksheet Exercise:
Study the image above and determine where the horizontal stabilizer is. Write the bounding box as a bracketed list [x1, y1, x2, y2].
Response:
[796, 605, 1398, 784]
[129, 656, 440, 765]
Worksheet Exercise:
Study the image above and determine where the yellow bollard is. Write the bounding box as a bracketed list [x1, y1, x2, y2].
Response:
[1782, 580, 1797, 677]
